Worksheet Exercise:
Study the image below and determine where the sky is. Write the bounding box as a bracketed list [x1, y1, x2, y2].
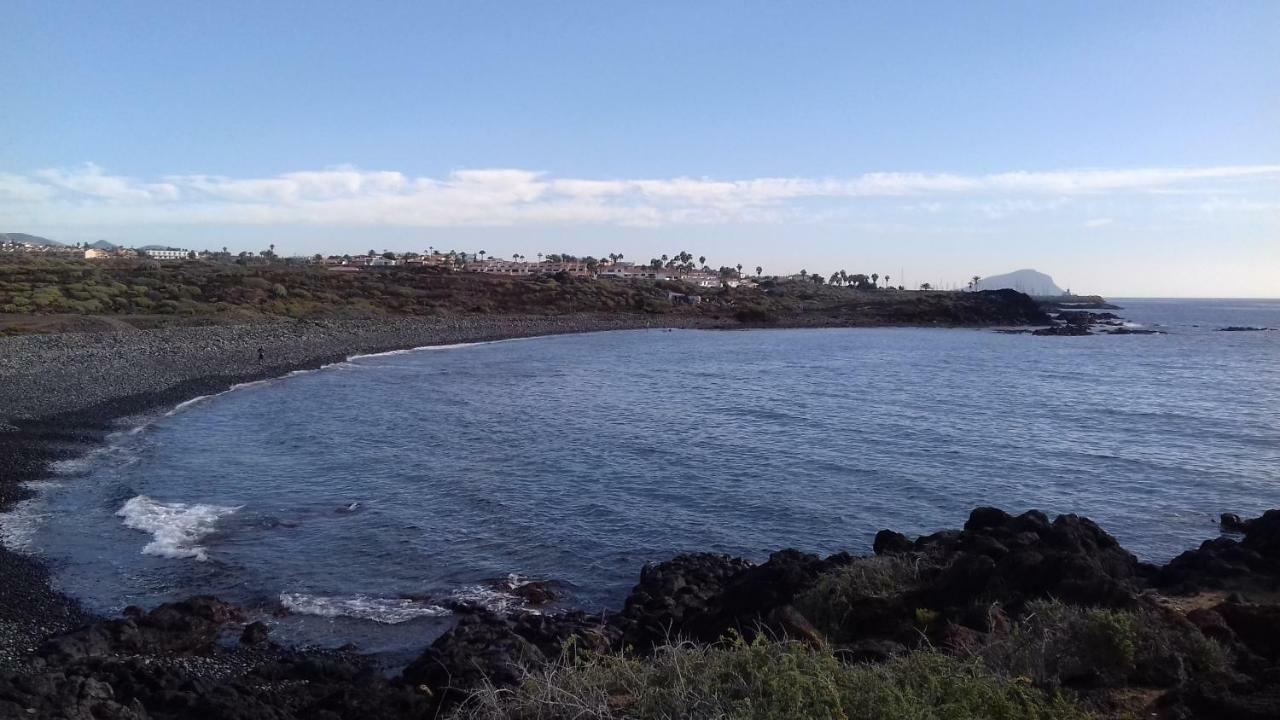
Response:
[2, 1, 1277, 297]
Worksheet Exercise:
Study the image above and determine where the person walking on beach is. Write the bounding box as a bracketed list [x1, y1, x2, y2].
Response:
[257, 347, 265, 363]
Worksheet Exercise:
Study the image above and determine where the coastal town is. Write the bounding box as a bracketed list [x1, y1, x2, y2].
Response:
[1, 233, 928, 291]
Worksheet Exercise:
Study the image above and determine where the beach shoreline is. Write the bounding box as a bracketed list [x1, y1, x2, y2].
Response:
[0, 302, 1090, 670]
[0, 313, 736, 666]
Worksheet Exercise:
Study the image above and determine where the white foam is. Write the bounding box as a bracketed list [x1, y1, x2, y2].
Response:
[449, 578, 541, 615]
[0, 493, 50, 552]
[280, 593, 450, 624]
[116, 495, 239, 561]
[165, 394, 211, 416]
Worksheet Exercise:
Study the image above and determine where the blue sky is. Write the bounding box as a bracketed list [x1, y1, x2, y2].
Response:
[2, 1, 1277, 296]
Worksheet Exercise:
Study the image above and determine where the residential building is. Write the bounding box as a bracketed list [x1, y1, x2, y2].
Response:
[141, 248, 191, 261]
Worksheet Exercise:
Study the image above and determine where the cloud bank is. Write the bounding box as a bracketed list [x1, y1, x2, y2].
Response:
[2, 163, 1278, 227]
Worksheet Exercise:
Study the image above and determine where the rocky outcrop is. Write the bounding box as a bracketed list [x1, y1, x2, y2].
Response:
[1157, 509, 1280, 592]
[6, 508, 1280, 719]
[612, 553, 752, 649]
[920, 508, 1143, 610]
[402, 610, 618, 709]
[34, 597, 241, 665]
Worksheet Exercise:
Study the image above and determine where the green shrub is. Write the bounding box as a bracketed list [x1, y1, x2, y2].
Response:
[453, 639, 1092, 720]
[794, 554, 932, 641]
[970, 600, 1229, 691]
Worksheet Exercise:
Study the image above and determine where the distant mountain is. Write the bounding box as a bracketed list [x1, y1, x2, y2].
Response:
[976, 269, 1066, 296]
[88, 239, 119, 250]
[1, 232, 63, 247]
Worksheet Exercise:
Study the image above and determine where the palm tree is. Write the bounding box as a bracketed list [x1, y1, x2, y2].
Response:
[268, 243, 275, 257]
[871, 273, 879, 288]
[735, 263, 743, 277]
[698, 255, 706, 267]
[971, 275, 982, 291]
[479, 250, 486, 262]
[884, 274, 891, 289]
[755, 266, 762, 277]
[799, 269, 808, 278]
[920, 282, 933, 291]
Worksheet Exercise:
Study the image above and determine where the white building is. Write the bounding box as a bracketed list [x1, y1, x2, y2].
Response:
[141, 248, 190, 261]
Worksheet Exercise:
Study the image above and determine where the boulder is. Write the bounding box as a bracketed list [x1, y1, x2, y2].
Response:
[872, 530, 912, 554]
[401, 610, 615, 709]
[612, 553, 753, 650]
[1156, 510, 1280, 593]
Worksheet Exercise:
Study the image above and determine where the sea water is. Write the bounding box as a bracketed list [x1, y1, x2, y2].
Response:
[12, 299, 1280, 657]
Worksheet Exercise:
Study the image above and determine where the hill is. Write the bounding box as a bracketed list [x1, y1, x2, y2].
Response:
[977, 269, 1065, 296]
[0, 232, 63, 247]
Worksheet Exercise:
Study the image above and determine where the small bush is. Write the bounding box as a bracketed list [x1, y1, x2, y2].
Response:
[795, 554, 933, 640]
[453, 639, 1091, 720]
[970, 600, 1229, 691]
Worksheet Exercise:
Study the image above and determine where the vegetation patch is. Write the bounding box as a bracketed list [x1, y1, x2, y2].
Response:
[453, 638, 1093, 720]
[969, 600, 1231, 691]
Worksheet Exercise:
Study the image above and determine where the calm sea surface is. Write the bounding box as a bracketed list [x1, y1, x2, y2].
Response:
[11, 299, 1280, 656]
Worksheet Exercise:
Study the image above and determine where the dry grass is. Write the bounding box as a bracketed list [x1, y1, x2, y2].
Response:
[450, 637, 1094, 720]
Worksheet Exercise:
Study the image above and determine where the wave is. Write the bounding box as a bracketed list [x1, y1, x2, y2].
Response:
[116, 495, 239, 561]
[165, 394, 212, 416]
[0, 491, 51, 551]
[447, 574, 546, 615]
[279, 593, 450, 624]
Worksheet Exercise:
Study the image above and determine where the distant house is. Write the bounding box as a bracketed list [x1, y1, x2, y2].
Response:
[84, 248, 110, 260]
[140, 248, 190, 261]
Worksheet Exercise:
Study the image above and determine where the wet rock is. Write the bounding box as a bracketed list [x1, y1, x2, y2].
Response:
[1222, 513, 1253, 534]
[1156, 510, 1280, 592]
[507, 579, 560, 606]
[38, 596, 242, 662]
[1032, 324, 1092, 336]
[239, 620, 270, 646]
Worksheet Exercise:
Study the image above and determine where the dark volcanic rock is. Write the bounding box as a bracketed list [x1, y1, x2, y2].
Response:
[402, 610, 616, 708]
[1222, 512, 1254, 534]
[37, 597, 242, 663]
[873, 530, 913, 554]
[1157, 510, 1280, 592]
[709, 549, 852, 641]
[239, 621, 270, 646]
[1032, 324, 1092, 336]
[1217, 603, 1280, 661]
[613, 553, 753, 650]
[917, 508, 1142, 611]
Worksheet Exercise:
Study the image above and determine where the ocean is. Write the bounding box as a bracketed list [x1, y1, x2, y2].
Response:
[8, 298, 1279, 658]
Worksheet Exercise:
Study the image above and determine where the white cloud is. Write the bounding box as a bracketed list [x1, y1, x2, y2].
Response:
[2, 163, 1277, 227]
